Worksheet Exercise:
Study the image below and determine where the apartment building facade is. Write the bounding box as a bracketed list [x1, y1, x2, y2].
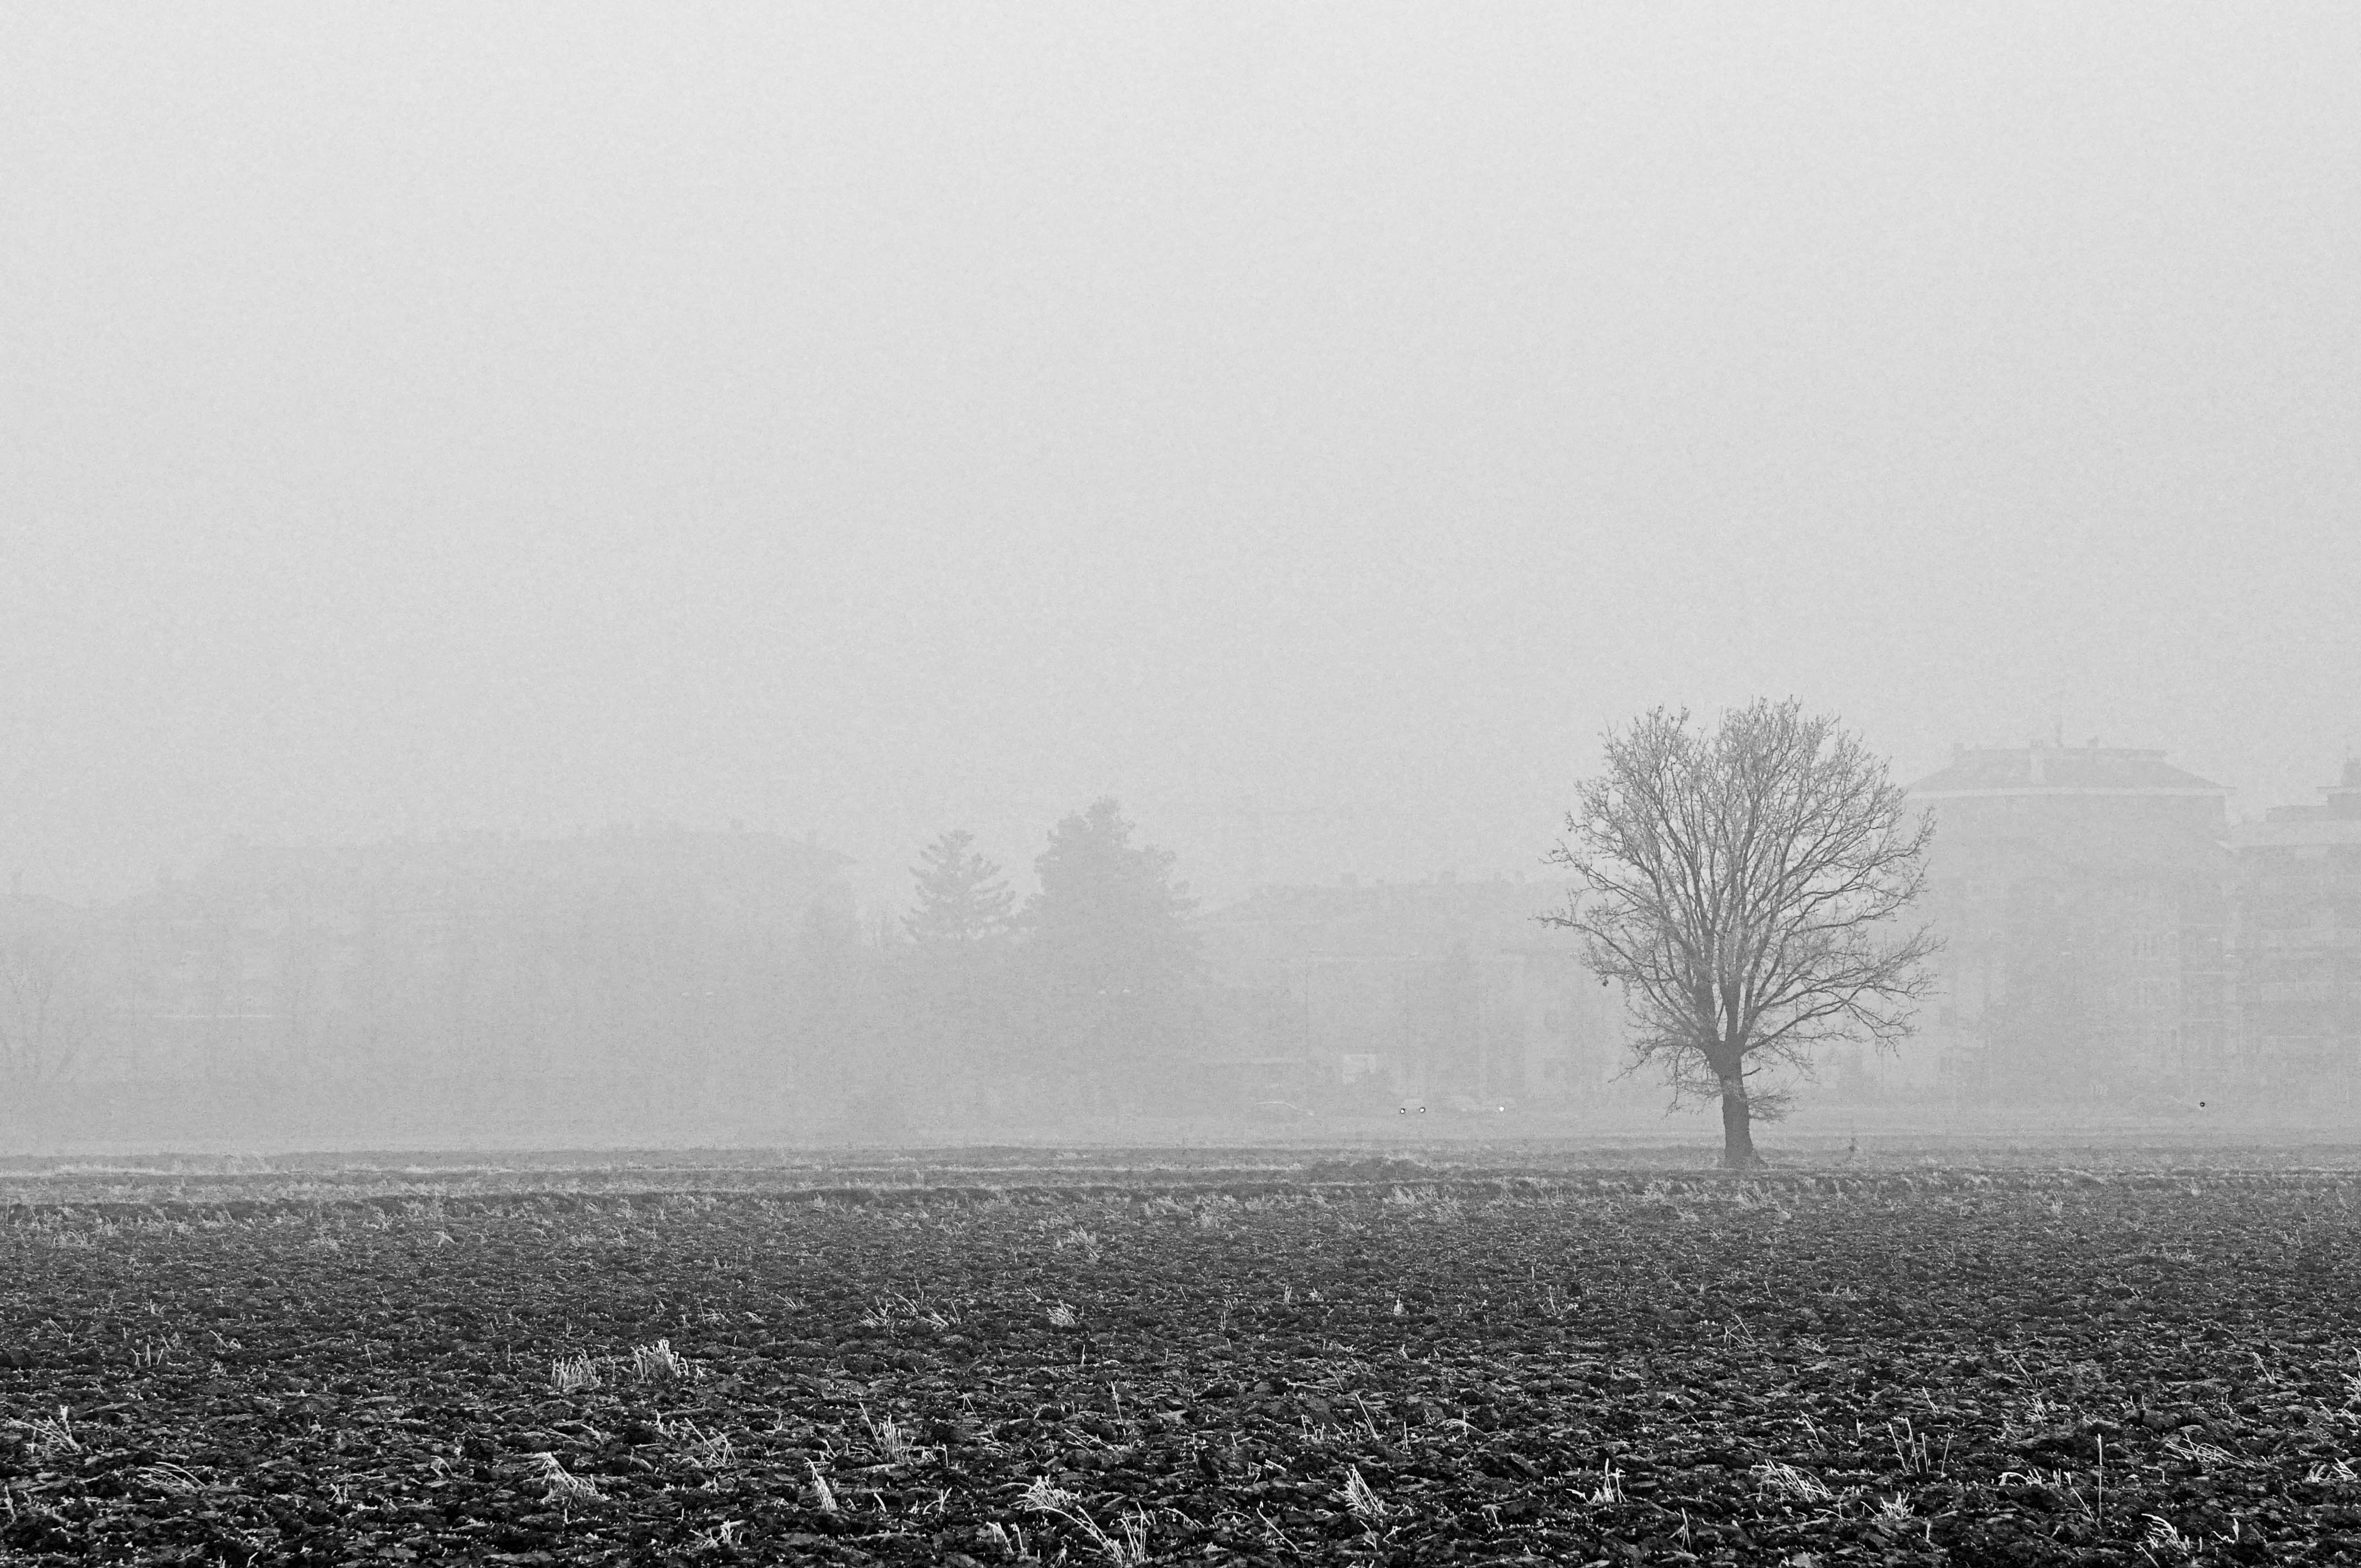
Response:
[2227, 760, 2361, 1095]
[90, 825, 853, 1086]
[1905, 742, 2232, 1103]
[1198, 874, 1625, 1108]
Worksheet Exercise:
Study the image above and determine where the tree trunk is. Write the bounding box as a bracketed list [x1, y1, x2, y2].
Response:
[1719, 1075, 1762, 1169]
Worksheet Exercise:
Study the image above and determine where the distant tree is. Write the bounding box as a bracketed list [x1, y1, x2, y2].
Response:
[904, 830, 1015, 947]
[1544, 700, 1938, 1168]
[892, 830, 1020, 1119]
[1024, 798, 1200, 1110]
[0, 929, 97, 1086]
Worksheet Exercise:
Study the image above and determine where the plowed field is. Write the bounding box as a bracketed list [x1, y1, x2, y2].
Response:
[5, 1166, 2359, 1564]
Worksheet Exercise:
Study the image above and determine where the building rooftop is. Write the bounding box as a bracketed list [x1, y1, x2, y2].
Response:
[2229, 819, 2361, 850]
[1910, 744, 2226, 798]
[1198, 875, 1578, 964]
[200, 824, 853, 878]
[2236, 760, 2361, 842]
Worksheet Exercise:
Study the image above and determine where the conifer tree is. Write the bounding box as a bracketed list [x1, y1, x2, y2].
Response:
[895, 830, 1019, 1117]
[904, 830, 1014, 947]
[1024, 798, 1200, 1108]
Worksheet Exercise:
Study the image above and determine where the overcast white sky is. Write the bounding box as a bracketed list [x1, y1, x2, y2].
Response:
[5, 5, 2357, 911]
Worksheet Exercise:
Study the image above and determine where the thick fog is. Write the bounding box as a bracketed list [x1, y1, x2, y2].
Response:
[3, 7, 2356, 1147]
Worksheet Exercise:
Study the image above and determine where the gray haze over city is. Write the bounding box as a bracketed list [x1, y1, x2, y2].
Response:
[3, 7, 2357, 1148]
[12, 32, 2361, 1568]
[9, 4, 2355, 910]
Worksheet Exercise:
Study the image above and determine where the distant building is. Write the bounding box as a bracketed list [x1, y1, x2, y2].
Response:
[1198, 875, 1625, 1108]
[95, 826, 853, 1085]
[1907, 742, 2231, 1103]
[2227, 760, 2361, 1096]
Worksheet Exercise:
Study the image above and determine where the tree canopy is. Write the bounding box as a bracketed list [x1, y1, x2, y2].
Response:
[1545, 699, 1938, 1167]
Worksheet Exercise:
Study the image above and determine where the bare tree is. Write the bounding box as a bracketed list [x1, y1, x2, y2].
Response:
[1544, 700, 1938, 1168]
[0, 929, 99, 1087]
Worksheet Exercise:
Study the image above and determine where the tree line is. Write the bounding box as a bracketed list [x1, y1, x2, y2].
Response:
[4, 701, 1945, 1163]
[0, 799, 1211, 1135]
[775, 797, 1209, 1128]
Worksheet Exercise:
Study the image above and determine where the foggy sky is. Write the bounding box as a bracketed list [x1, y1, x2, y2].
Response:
[6, 5, 2357, 913]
